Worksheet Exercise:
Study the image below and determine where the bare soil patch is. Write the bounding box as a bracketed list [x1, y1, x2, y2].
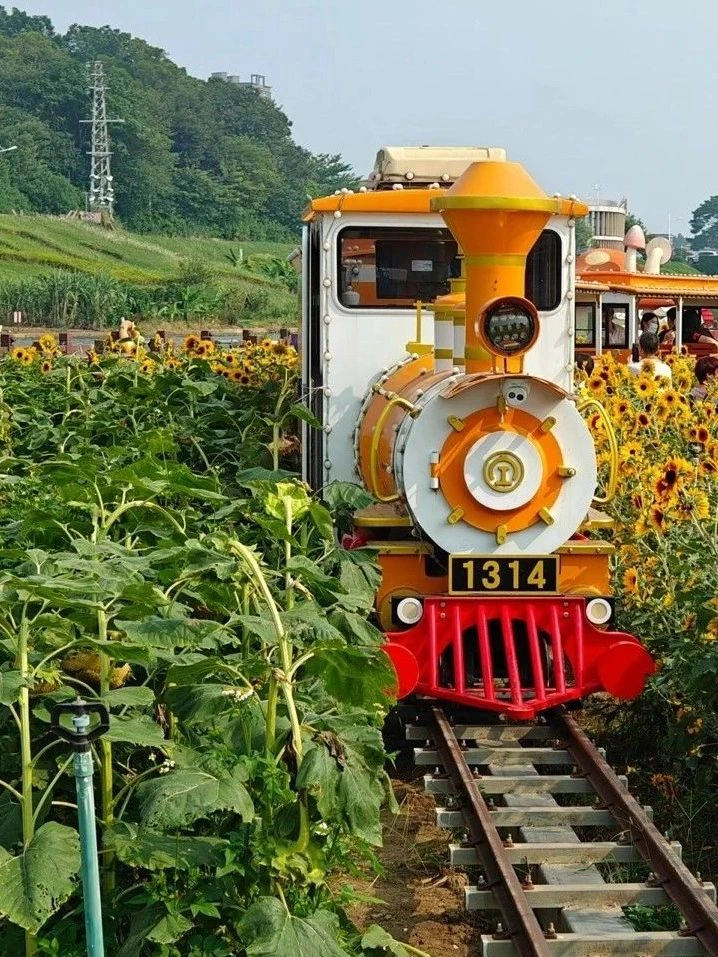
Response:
[346, 777, 488, 957]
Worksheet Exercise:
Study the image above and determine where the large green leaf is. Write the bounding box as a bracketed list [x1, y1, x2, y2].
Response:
[105, 714, 167, 747]
[163, 683, 243, 724]
[118, 617, 230, 651]
[106, 822, 227, 871]
[327, 609, 384, 647]
[137, 765, 254, 828]
[0, 669, 24, 705]
[296, 719, 387, 845]
[103, 686, 156, 708]
[361, 925, 415, 956]
[239, 897, 351, 956]
[147, 912, 194, 944]
[304, 645, 394, 707]
[335, 551, 381, 612]
[0, 822, 80, 932]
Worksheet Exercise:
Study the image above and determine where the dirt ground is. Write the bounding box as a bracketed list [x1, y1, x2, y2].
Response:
[346, 776, 488, 957]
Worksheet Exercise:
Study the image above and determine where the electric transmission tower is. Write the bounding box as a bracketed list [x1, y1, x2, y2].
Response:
[81, 62, 123, 217]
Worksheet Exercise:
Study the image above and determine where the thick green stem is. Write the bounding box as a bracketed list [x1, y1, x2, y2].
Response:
[230, 536, 310, 855]
[16, 617, 37, 957]
[229, 542, 303, 763]
[97, 608, 115, 894]
[271, 422, 280, 471]
[265, 674, 279, 757]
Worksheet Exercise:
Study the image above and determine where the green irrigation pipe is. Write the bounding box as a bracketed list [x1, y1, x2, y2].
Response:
[51, 699, 109, 957]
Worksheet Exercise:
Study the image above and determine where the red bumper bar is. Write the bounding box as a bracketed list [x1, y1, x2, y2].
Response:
[384, 596, 655, 720]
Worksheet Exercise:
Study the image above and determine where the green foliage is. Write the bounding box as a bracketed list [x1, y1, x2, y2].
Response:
[574, 216, 593, 252]
[0, 824, 80, 932]
[0, 349, 396, 955]
[0, 10, 357, 236]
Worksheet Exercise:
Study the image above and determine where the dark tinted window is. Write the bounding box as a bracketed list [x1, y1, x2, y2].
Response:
[338, 227, 459, 309]
[525, 230, 562, 311]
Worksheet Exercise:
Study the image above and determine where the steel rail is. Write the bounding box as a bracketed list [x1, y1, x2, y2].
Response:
[430, 706, 551, 957]
[555, 710, 718, 955]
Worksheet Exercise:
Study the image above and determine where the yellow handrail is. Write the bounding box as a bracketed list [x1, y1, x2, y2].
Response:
[577, 397, 618, 505]
[368, 395, 417, 503]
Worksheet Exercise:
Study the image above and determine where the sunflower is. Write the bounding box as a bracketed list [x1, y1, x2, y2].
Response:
[10, 346, 27, 363]
[661, 388, 680, 407]
[649, 505, 667, 533]
[164, 357, 180, 369]
[223, 353, 237, 366]
[239, 373, 251, 385]
[674, 490, 711, 521]
[634, 376, 657, 398]
[620, 544, 640, 565]
[183, 334, 200, 352]
[140, 360, 155, 374]
[688, 425, 710, 445]
[271, 341, 289, 356]
[613, 398, 632, 418]
[40, 360, 52, 374]
[19, 348, 35, 366]
[622, 567, 639, 595]
[654, 457, 692, 499]
[228, 369, 243, 382]
[619, 440, 642, 462]
[587, 375, 606, 395]
[194, 342, 208, 358]
[633, 411, 651, 430]
[699, 459, 717, 477]
[199, 338, 215, 354]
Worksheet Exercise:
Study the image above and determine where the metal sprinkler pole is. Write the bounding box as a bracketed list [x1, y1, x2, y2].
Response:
[51, 699, 110, 957]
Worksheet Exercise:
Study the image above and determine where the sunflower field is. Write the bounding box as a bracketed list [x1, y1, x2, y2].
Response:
[583, 352, 718, 866]
[0, 335, 408, 957]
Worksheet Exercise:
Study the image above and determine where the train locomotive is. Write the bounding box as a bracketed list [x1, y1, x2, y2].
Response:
[300, 148, 655, 720]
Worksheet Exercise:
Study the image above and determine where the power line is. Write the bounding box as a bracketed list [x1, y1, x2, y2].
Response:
[80, 62, 124, 217]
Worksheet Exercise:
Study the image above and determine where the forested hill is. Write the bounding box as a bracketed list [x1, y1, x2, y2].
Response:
[0, 6, 357, 238]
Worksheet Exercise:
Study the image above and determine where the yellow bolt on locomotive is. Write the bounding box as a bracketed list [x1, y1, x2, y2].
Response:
[300, 147, 654, 718]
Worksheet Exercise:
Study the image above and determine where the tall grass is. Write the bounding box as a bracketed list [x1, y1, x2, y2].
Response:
[0, 269, 297, 328]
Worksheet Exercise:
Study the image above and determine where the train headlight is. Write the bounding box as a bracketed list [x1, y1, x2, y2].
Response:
[586, 597, 612, 626]
[481, 296, 538, 358]
[396, 597, 424, 625]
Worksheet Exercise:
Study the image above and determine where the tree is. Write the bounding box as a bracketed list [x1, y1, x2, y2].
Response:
[575, 216, 593, 252]
[690, 196, 718, 250]
[0, 6, 357, 235]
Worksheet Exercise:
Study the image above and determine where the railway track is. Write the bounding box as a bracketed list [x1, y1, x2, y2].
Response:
[409, 706, 718, 956]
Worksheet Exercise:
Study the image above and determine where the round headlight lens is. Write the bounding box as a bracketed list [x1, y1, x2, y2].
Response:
[482, 298, 537, 356]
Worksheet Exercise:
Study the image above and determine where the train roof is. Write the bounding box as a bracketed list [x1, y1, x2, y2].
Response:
[303, 188, 588, 221]
[578, 269, 718, 302]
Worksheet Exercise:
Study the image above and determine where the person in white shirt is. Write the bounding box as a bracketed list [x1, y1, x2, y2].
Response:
[627, 332, 672, 380]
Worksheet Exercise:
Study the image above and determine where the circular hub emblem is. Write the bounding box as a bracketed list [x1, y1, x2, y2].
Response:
[482, 450, 524, 493]
[463, 432, 543, 511]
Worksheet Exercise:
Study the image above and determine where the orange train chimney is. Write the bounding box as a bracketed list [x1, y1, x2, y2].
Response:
[431, 161, 587, 374]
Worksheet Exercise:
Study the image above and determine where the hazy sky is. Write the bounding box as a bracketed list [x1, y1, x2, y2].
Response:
[13, 0, 717, 234]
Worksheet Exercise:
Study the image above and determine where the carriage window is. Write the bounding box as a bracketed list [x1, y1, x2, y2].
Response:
[338, 227, 459, 309]
[575, 303, 596, 347]
[603, 304, 628, 349]
[525, 230, 562, 311]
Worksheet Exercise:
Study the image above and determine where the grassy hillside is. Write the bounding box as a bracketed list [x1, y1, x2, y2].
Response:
[0, 214, 292, 282]
[0, 214, 298, 328]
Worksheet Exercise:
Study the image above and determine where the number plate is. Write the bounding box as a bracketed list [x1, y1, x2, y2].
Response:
[448, 555, 559, 595]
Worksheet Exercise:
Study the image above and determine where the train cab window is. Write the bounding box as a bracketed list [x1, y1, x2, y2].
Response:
[602, 304, 629, 349]
[575, 303, 596, 347]
[525, 230, 562, 311]
[338, 227, 459, 308]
